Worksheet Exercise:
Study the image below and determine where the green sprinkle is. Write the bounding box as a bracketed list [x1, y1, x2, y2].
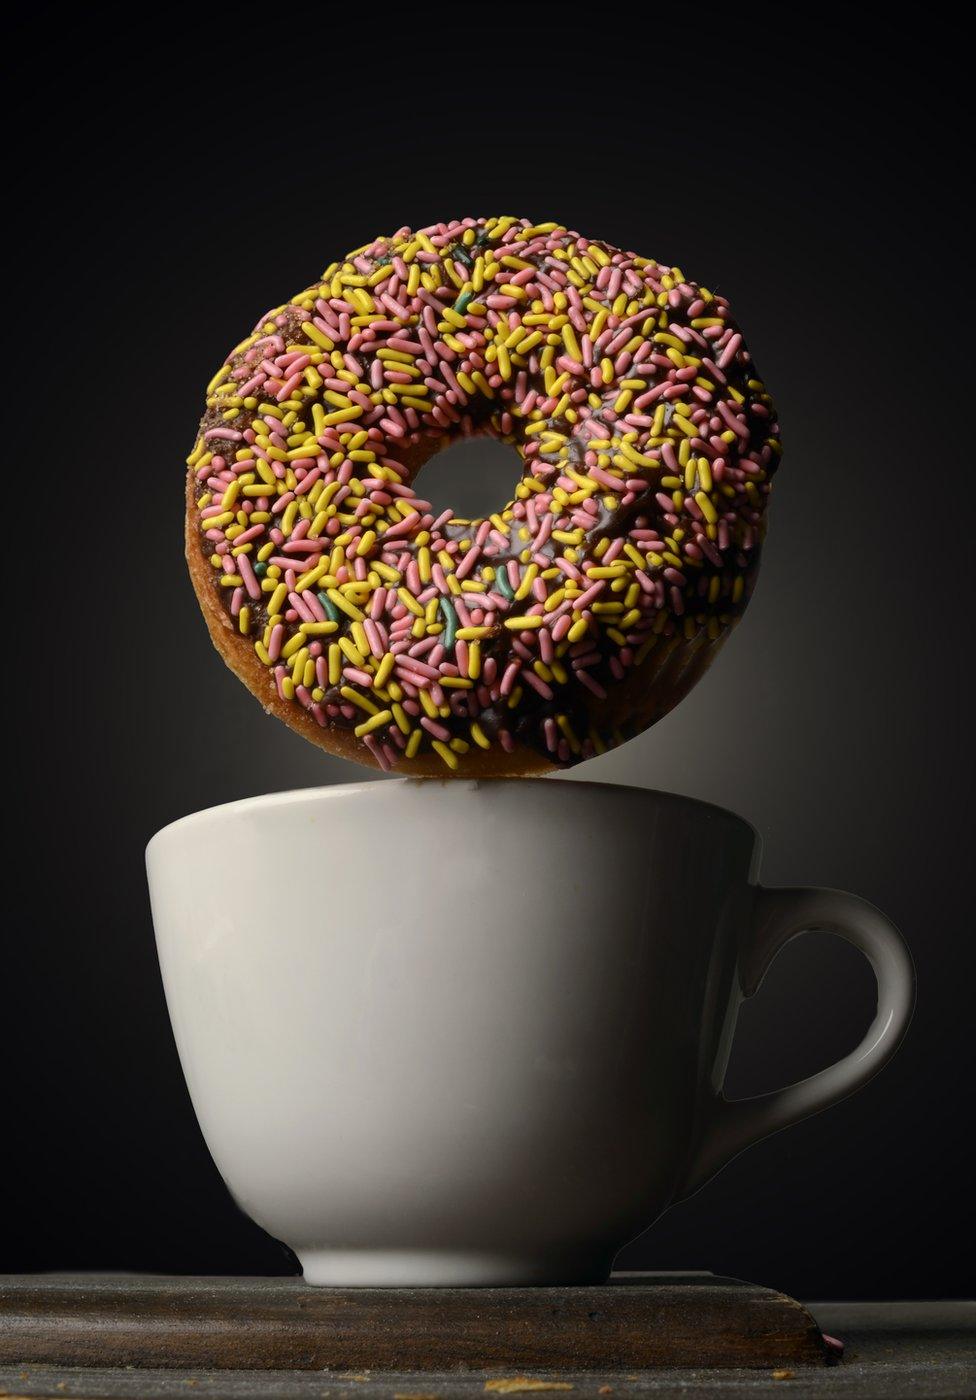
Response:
[440, 596, 458, 650]
[454, 290, 473, 314]
[254, 561, 267, 576]
[495, 570, 514, 600]
[318, 591, 340, 624]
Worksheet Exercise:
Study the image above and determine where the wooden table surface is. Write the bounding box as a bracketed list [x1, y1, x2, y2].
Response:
[0, 1274, 830, 1372]
[2, 1295, 973, 1399]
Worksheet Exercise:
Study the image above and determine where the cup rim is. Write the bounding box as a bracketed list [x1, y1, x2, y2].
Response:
[146, 777, 759, 855]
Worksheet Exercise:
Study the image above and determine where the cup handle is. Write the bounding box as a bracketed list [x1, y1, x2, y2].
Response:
[676, 886, 915, 1200]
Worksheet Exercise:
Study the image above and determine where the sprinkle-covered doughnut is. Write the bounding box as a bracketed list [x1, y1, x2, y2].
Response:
[187, 216, 781, 775]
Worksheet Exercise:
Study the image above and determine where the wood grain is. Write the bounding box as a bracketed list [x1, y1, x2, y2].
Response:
[0, 1272, 828, 1372]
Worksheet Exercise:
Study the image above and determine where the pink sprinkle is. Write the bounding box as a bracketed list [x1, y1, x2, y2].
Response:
[420, 716, 451, 742]
[521, 670, 553, 700]
[575, 581, 606, 610]
[500, 661, 520, 696]
[576, 670, 608, 700]
[237, 554, 262, 601]
[718, 332, 743, 369]
[267, 625, 284, 662]
[454, 545, 481, 581]
[363, 735, 391, 770]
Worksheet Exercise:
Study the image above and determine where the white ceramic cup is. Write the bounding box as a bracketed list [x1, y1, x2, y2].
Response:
[147, 779, 914, 1287]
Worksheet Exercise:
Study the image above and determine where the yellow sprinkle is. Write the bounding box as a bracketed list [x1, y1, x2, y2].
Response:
[635, 635, 659, 666]
[561, 324, 582, 362]
[340, 685, 379, 715]
[432, 740, 459, 771]
[397, 587, 425, 618]
[299, 621, 339, 637]
[374, 652, 396, 689]
[617, 441, 659, 470]
[354, 709, 393, 738]
[695, 491, 718, 524]
[556, 714, 582, 754]
[514, 563, 538, 600]
[327, 588, 365, 621]
[294, 562, 329, 593]
[327, 643, 342, 685]
[206, 364, 231, 394]
[320, 405, 363, 426]
[504, 615, 544, 630]
[586, 565, 627, 580]
[405, 729, 422, 759]
[470, 722, 491, 750]
[267, 583, 288, 615]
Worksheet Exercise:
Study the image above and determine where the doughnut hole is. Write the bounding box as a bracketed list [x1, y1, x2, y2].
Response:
[412, 435, 524, 525]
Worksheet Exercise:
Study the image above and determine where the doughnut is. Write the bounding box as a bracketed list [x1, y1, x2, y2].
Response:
[187, 216, 781, 776]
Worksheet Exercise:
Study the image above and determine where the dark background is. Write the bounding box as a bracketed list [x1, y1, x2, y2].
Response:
[7, 8, 971, 1300]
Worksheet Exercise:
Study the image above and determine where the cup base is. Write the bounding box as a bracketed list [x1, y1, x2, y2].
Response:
[297, 1247, 615, 1288]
